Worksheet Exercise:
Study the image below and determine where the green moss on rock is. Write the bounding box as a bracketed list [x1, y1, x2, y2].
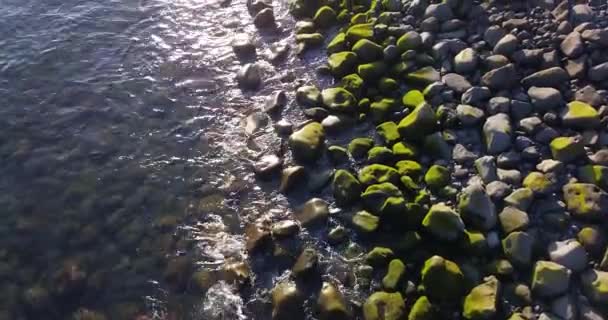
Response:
[358, 61, 388, 81]
[346, 23, 374, 44]
[321, 87, 358, 113]
[462, 276, 500, 320]
[313, 6, 337, 29]
[408, 296, 435, 320]
[363, 291, 405, 320]
[376, 121, 401, 145]
[353, 210, 380, 233]
[352, 39, 384, 62]
[289, 122, 325, 163]
[348, 137, 374, 159]
[328, 52, 359, 78]
[422, 202, 465, 241]
[397, 103, 437, 140]
[421, 255, 465, 302]
[359, 164, 400, 185]
[332, 169, 362, 206]
[382, 259, 406, 291]
[369, 98, 397, 123]
[550, 136, 585, 163]
[424, 165, 450, 189]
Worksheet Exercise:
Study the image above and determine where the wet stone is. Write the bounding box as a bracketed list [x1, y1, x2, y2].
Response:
[292, 248, 318, 279]
[499, 206, 529, 234]
[562, 183, 608, 221]
[352, 210, 379, 233]
[279, 166, 306, 194]
[272, 281, 304, 320]
[296, 198, 329, 227]
[420, 255, 465, 302]
[317, 282, 350, 320]
[236, 63, 263, 90]
[271, 220, 299, 238]
[245, 223, 270, 252]
[363, 291, 405, 320]
[254, 154, 282, 180]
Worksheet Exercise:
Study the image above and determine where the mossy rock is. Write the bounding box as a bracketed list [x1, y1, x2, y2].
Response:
[402, 90, 426, 109]
[382, 259, 406, 291]
[562, 183, 608, 220]
[365, 247, 394, 266]
[577, 165, 608, 189]
[392, 142, 418, 160]
[423, 132, 452, 160]
[396, 31, 422, 53]
[288, 0, 321, 18]
[550, 136, 585, 163]
[368, 146, 394, 164]
[359, 164, 401, 185]
[289, 122, 325, 163]
[296, 85, 321, 107]
[313, 6, 337, 29]
[350, 12, 369, 24]
[502, 231, 534, 267]
[484, 259, 514, 278]
[394, 231, 422, 252]
[369, 98, 397, 122]
[317, 282, 351, 320]
[333, 169, 362, 206]
[561, 101, 600, 128]
[327, 145, 349, 165]
[408, 296, 435, 320]
[353, 210, 380, 233]
[461, 230, 488, 255]
[295, 33, 324, 47]
[422, 202, 465, 241]
[327, 32, 347, 54]
[352, 39, 384, 62]
[341, 73, 365, 97]
[397, 103, 437, 140]
[322, 87, 358, 113]
[328, 52, 359, 78]
[421, 255, 466, 302]
[424, 165, 450, 189]
[348, 137, 374, 159]
[462, 276, 500, 320]
[405, 67, 440, 86]
[395, 160, 422, 179]
[531, 261, 571, 297]
[361, 182, 406, 216]
[358, 61, 388, 81]
[376, 121, 401, 145]
[580, 269, 608, 305]
[400, 176, 421, 193]
[346, 23, 374, 44]
[363, 291, 405, 320]
[379, 77, 399, 95]
[522, 171, 552, 195]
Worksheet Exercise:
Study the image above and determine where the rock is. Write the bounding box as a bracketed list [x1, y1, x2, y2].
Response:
[481, 64, 518, 90]
[353, 39, 383, 62]
[577, 226, 606, 255]
[333, 169, 362, 206]
[296, 33, 324, 49]
[397, 31, 422, 52]
[588, 62, 608, 82]
[459, 183, 496, 230]
[578, 165, 608, 189]
[523, 172, 552, 195]
[421, 255, 465, 301]
[424, 165, 450, 189]
[462, 276, 500, 320]
[486, 181, 511, 201]
[462, 87, 491, 106]
[352, 211, 379, 233]
[551, 295, 577, 320]
[528, 87, 563, 111]
[456, 104, 484, 126]
[550, 136, 585, 163]
[562, 183, 608, 220]
[327, 145, 349, 164]
[254, 154, 283, 180]
[254, 8, 276, 29]
[575, 85, 604, 107]
[532, 261, 571, 297]
[236, 63, 262, 89]
[406, 67, 441, 86]
[279, 166, 307, 193]
[483, 113, 512, 154]
[363, 291, 405, 320]
[497, 169, 522, 186]
[397, 103, 437, 139]
[571, 4, 593, 25]
[453, 144, 478, 163]
[561, 101, 600, 128]
[232, 34, 256, 59]
[494, 34, 518, 57]
[548, 239, 588, 272]
[443, 73, 472, 94]
[581, 269, 608, 305]
[359, 164, 400, 185]
[272, 281, 304, 320]
[382, 259, 406, 291]
[328, 52, 358, 78]
[296, 198, 329, 226]
[503, 231, 534, 267]
[345, 23, 374, 43]
[292, 248, 318, 278]
[361, 182, 404, 216]
[499, 206, 529, 234]
[424, 3, 453, 22]
[313, 6, 336, 29]
[317, 282, 350, 320]
[454, 48, 478, 74]
[264, 90, 287, 114]
[321, 87, 357, 113]
[289, 122, 325, 163]
[296, 85, 321, 107]
[272, 220, 299, 238]
[358, 61, 387, 81]
[521, 67, 569, 88]
[561, 31, 584, 58]
[484, 26, 506, 48]
[422, 202, 465, 241]
[245, 223, 270, 251]
[408, 296, 435, 320]
[366, 247, 395, 266]
[590, 150, 608, 166]
[475, 156, 498, 184]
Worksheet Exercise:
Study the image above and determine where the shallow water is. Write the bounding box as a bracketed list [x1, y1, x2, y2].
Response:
[0, 0, 328, 318]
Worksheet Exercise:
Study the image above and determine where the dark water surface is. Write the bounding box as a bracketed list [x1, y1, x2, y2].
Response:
[0, 0, 323, 318]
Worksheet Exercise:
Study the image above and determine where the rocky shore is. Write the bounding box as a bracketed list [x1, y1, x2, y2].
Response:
[234, 0, 608, 319]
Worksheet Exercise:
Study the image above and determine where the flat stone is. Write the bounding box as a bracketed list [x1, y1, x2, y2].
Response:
[521, 67, 568, 88]
[499, 206, 529, 234]
[560, 31, 584, 58]
[481, 64, 518, 90]
[548, 239, 588, 272]
[528, 86, 563, 111]
[483, 113, 512, 154]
